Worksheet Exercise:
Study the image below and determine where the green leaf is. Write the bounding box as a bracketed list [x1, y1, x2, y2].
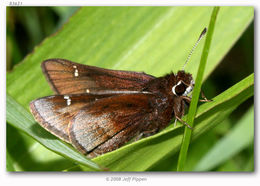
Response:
[6, 151, 15, 171]
[6, 94, 103, 171]
[177, 7, 220, 171]
[193, 106, 254, 171]
[6, 7, 253, 171]
[7, 123, 77, 171]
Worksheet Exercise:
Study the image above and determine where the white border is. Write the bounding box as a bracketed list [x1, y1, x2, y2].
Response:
[1, 0, 259, 186]
[1, 0, 259, 6]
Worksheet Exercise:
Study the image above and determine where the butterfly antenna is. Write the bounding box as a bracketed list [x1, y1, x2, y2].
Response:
[182, 28, 207, 70]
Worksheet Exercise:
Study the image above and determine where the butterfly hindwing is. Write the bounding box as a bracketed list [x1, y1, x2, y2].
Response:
[68, 93, 158, 157]
[29, 94, 114, 142]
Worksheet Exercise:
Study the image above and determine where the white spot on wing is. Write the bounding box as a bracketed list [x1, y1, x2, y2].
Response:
[73, 65, 79, 77]
[74, 69, 79, 77]
[64, 95, 71, 106]
[86, 89, 90, 93]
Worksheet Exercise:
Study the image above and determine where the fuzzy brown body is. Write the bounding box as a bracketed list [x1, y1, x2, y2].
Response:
[30, 59, 194, 158]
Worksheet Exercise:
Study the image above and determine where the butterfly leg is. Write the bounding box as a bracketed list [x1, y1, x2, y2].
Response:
[181, 92, 212, 104]
[174, 118, 177, 127]
[175, 116, 193, 129]
[200, 90, 212, 102]
[173, 97, 193, 129]
[134, 133, 143, 141]
[134, 129, 158, 141]
[181, 96, 191, 105]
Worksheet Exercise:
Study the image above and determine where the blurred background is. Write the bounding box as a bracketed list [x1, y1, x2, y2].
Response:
[6, 7, 79, 70]
[6, 7, 254, 171]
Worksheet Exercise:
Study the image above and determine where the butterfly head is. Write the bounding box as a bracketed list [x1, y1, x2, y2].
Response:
[172, 70, 194, 97]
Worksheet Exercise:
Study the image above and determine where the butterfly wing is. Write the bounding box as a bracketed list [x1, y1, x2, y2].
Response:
[42, 59, 155, 94]
[29, 94, 113, 143]
[68, 93, 159, 157]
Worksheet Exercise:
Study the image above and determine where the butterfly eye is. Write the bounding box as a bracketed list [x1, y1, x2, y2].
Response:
[172, 81, 184, 96]
[172, 81, 193, 96]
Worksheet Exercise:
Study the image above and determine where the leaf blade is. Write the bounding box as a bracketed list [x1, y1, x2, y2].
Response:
[193, 106, 254, 171]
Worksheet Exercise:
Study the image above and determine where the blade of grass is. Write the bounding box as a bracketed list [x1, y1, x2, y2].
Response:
[6, 94, 103, 171]
[193, 106, 254, 171]
[177, 7, 220, 171]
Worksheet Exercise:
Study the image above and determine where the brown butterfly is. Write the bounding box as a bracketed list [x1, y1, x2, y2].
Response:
[30, 28, 209, 158]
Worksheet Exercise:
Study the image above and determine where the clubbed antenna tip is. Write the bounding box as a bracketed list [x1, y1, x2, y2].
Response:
[182, 27, 207, 70]
[200, 27, 207, 38]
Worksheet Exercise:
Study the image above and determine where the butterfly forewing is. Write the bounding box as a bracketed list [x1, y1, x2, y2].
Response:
[42, 59, 155, 95]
